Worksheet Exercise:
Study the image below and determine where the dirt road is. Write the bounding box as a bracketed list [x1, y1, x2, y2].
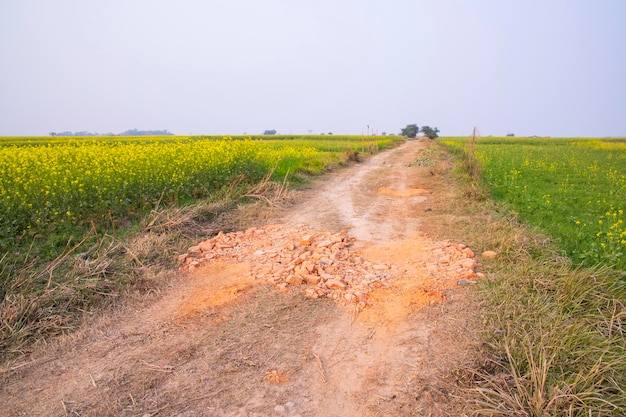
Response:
[1, 139, 479, 416]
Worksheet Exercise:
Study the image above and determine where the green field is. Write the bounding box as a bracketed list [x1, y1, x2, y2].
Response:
[440, 136, 626, 271]
[0, 135, 398, 254]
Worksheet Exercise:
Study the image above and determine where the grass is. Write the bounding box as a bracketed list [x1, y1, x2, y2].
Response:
[0, 187, 241, 359]
[430, 139, 626, 416]
[475, 257, 625, 416]
[439, 136, 626, 270]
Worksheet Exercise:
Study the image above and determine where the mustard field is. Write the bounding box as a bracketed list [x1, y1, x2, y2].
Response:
[441, 137, 626, 270]
[0, 135, 399, 253]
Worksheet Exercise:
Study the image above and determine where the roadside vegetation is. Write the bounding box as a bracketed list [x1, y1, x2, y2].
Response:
[0, 134, 401, 361]
[435, 137, 625, 416]
[441, 136, 626, 271]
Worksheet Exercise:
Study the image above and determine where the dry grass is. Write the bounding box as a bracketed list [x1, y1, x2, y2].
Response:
[0, 175, 292, 363]
[472, 257, 625, 417]
[427, 141, 626, 416]
[1, 229, 125, 358]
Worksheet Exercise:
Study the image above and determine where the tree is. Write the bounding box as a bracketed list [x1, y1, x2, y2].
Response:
[401, 124, 419, 138]
[420, 126, 440, 139]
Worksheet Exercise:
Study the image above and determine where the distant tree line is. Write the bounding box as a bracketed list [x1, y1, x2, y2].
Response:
[49, 129, 174, 136]
[49, 131, 114, 136]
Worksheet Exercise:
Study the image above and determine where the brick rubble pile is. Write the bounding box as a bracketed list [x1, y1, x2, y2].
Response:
[179, 224, 484, 306]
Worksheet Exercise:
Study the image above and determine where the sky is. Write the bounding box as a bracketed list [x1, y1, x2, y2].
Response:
[1, 0, 625, 137]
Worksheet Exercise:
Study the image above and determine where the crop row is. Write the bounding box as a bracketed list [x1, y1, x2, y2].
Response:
[0, 135, 399, 251]
[440, 137, 626, 270]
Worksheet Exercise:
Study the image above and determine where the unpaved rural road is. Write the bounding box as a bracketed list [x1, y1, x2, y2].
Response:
[1, 139, 480, 416]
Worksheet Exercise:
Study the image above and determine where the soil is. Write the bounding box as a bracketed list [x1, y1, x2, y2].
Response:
[0, 139, 481, 416]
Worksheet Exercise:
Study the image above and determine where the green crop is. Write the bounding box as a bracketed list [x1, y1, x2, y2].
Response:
[441, 136, 626, 270]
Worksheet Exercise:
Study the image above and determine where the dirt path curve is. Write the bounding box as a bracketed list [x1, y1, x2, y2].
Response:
[1, 139, 479, 417]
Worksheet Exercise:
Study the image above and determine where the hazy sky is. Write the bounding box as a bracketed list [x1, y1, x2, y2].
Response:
[1, 0, 625, 137]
